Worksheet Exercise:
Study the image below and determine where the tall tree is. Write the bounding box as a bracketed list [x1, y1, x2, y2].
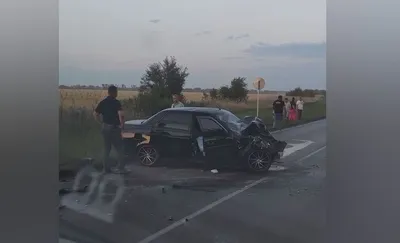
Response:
[229, 77, 248, 102]
[140, 56, 189, 98]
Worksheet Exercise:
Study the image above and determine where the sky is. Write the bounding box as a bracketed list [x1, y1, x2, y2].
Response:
[59, 0, 326, 90]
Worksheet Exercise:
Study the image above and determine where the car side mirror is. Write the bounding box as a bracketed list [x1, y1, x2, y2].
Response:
[155, 122, 165, 128]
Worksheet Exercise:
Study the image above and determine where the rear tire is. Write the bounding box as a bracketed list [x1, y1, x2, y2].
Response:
[246, 149, 273, 173]
[136, 144, 160, 167]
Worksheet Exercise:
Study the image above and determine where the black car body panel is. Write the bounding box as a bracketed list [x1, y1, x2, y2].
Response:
[122, 107, 287, 171]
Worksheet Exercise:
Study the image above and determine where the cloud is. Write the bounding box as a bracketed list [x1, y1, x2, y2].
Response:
[149, 19, 161, 24]
[244, 42, 326, 58]
[195, 30, 212, 36]
[227, 33, 250, 40]
[59, 66, 143, 85]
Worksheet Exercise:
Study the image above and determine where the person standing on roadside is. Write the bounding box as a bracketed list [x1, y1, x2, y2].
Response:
[272, 95, 285, 129]
[284, 97, 291, 120]
[93, 85, 129, 174]
[296, 97, 304, 120]
[290, 97, 296, 109]
[288, 97, 297, 121]
[171, 94, 184, 108]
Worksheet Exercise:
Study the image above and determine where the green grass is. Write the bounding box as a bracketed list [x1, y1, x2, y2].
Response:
[59, 100, 326, 171]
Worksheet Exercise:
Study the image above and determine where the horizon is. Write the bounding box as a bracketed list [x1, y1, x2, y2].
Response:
[60, 0, 326, 90]
[58, 83, 325, 93]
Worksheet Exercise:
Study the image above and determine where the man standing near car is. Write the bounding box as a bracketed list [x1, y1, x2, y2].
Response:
[93, 85, 129, 174]
[272, 95, 285, 129]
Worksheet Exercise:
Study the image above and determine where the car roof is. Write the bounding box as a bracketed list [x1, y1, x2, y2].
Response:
[164, 107, 226, 115]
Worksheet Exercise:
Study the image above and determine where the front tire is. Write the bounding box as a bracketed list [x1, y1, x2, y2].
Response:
[136, 144, 160, 167]
[246, 149, 273, 173]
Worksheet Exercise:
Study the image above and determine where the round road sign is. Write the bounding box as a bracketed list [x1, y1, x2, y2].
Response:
[253, 77, 265, 90]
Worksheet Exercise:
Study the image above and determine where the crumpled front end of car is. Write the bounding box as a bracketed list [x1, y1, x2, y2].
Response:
[237, 118, 287, 161]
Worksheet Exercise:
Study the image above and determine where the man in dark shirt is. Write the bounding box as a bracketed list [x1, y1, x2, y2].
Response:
[272, 95, 285, 129]
[94, 85, 129, 174]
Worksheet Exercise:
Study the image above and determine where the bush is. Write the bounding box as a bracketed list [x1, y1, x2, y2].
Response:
[216, 77, 248, 102]
[132, 92, 171, 118]
[185, 100, 208, 107]
[286, 87, 317, 97]
[218, 86, 231, 100]
[209, 88, 218, 100]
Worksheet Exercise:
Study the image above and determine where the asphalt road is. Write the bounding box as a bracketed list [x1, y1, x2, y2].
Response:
[59, 119, 326, 243]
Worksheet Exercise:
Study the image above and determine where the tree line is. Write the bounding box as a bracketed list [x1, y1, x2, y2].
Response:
[285, 87, 326, 97]
[59, 84, 286, 94]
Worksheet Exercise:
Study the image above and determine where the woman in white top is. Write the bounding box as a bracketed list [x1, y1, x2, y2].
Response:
[284, 98, 291, 119]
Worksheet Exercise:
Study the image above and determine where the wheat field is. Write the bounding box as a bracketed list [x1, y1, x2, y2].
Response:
[59, 89, 319, 110]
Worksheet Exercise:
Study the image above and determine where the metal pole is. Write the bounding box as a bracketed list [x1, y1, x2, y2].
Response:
[256, 89, 260, 117]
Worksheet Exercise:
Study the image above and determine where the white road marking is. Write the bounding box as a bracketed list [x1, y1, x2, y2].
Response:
[137, 146, 326, 243]
[291, 139, 313, 142]
[281, 140, 314, 158]
[295, 146, 326, 165]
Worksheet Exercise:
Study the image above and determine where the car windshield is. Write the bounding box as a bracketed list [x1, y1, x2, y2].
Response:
[142, 110, 165, 124]
[216, 110, 244, 133]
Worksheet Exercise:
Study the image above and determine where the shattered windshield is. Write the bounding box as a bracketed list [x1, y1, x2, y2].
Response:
[215, 110, 244, 133]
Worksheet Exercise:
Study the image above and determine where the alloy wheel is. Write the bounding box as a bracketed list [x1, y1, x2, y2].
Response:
[138, 146, 158, 166]
[248, 150, 272, 172]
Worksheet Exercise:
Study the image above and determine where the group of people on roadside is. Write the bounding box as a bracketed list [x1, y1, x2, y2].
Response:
[272, 95, 304, 128]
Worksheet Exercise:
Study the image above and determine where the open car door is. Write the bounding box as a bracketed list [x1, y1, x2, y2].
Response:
[194, 115, 238, 167]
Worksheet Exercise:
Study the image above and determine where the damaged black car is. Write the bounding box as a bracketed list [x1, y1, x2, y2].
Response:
[122, 107, 287, 173]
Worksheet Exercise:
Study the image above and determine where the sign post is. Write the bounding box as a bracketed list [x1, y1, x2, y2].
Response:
[253, 77, 265, 117]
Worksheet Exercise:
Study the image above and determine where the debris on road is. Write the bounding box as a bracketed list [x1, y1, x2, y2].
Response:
[75, 185, 88, 193]
[59, 188, 72, 196]
[59, 185, 88, 196]
[211, 169, 218, 174]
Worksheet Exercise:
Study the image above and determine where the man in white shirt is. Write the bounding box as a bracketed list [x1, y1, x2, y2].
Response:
[296, 97, 304, 120]
[171, 94, 184, 108]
